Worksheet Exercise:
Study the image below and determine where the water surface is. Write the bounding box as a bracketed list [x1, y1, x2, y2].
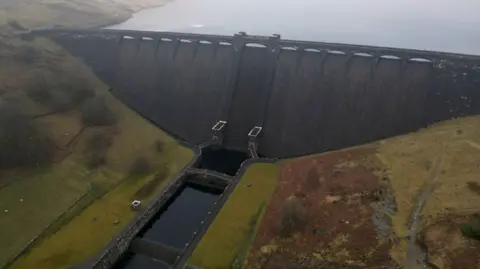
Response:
[140, 185, 219, 249]
[109, 0, 480, 55]
[120, 254, 169, 269]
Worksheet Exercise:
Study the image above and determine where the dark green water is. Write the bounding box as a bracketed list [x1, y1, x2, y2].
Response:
[115, 183, 220, 269]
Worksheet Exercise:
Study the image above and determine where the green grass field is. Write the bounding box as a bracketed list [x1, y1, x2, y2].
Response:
[2, 136, 192, 269]
[10, 156, 191, 269]
[0, 161, 91, 267]
[189, 163, 279, 269]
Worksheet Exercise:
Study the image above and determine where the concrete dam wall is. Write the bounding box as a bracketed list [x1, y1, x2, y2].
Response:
[35, 29, 480, 158]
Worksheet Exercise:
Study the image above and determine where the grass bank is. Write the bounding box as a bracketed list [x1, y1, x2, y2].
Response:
[10, 161, 190, 269]
[189, 163, 279, 269]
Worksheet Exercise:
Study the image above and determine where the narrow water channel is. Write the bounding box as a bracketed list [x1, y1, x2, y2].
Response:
[139, 184, 220, 248]
[119, 253, 169, 269]
[115, 183, 220, 269]
[112, 147, 250, 269]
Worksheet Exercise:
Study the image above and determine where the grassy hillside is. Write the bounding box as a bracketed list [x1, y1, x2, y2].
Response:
[0, 1, 188, 268]
[0, 0, 168, 30]
[0, 32, 193, 269]
[380, 116, 480, 268]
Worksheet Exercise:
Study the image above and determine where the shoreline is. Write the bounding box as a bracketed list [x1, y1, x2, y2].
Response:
[0, 0, 171, 33]
[92, 0, 173, 30]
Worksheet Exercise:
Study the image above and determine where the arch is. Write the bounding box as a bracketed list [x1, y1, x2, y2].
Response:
[408, 58, 432, 63]
[353, 52, 373, 57]
[327, 50, 346, 55]
[246, 43, 267, 48]
[380, 55, 401, 60]
[280, 46, 297, 51]
[219, 41, 232, 46]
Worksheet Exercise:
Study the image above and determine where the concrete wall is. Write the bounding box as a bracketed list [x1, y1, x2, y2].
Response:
[39, 30, 480, 158]
[262, 49, 480, 156]
[115, 36, 234, 144]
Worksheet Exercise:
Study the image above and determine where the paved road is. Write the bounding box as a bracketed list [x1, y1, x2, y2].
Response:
[108, 0, 480, 55]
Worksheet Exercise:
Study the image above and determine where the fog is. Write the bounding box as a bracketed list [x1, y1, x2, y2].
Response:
[109, 0, 480, 54]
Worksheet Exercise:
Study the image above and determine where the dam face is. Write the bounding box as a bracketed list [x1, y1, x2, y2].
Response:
[35, 30, 480, 158]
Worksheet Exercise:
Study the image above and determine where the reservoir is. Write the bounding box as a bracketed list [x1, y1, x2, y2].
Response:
[108, 0, 480, 55]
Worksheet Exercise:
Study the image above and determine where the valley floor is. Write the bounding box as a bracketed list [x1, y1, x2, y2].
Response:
[191, 116, 480, 269]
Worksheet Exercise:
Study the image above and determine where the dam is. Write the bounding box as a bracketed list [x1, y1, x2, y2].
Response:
[26, 29, 480, 269]
[31, 29, 480, 158]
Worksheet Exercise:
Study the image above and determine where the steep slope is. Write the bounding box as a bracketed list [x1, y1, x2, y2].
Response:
[0, 1, 194, 268]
